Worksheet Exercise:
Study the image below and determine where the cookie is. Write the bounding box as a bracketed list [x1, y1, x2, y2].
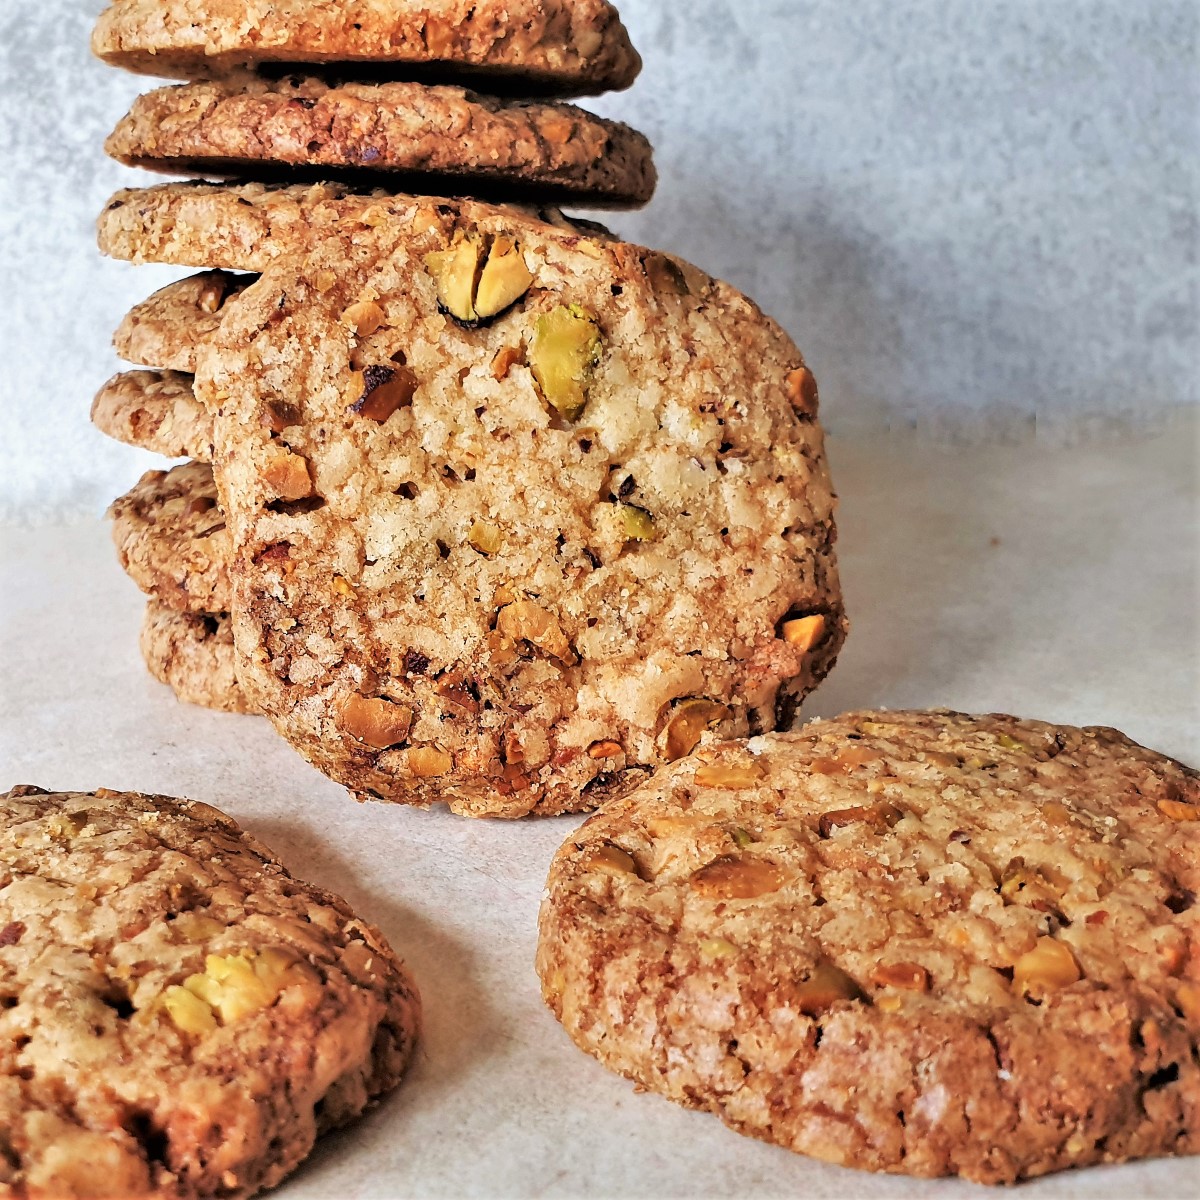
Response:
[108, 460, 230, 613]
[536, 709, 1200, 1183]
[0, 784, 419, 1199]
[106, 77, 656, 208]
[92, 370, 214, 461]
[97, 180, 612, 272]
[113, 271, 254, 372]
[91, 0, 641, 97]
[195, 201, 844, 817]
[140, 601, 256, 714]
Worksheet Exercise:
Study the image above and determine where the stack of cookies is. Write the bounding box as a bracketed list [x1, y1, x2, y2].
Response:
[90, 0, 848, 818]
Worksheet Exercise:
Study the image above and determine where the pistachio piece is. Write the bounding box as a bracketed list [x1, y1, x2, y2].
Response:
[689, 854, 784, 900]
[160, 985, 217, 1036]
[339, 695, 413, 750]
[183, 948, 316, 1026]
[332, 575, 356, 598]
[530, 304, 603, 422]
[698, 938, 739, 960]
[694, 763, 766, 789]
[474, 236, 534, 319]
[351, 364, 418, 423]
[781, 613, 826, 653]
[1012, 938, 1081, 999]
[619, 504, 656, 542]
[795, 963, 866, 1014]
[730, 826, 757, 849]
[497, 600, 575, 662]
[643, 252, 690, 297]
[424, 233, 483, 323]
[662, 699, 732, 762]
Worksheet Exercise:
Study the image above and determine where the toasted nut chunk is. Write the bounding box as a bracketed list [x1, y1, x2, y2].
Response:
[588, 740, 624, 760]
[196, 277, 228, 314]
[314, 269, 338, 293]
[699, 938, 738, 960]
[619, 504, 656, 542]
[183, 948, 316, 1025]
[352, 365, 418, 423]
[818, 802, 903, 838]
[530, 305, 603, 422]
[1158, 798, 1200, 821]
[437, 678, 479, 715]
[663, 699, 732, 762]
[474, 236, 534, 319]
[1042, 801, 1073, 825]
[406, 747, 453, 778]
[47, 811, 88, 841]
[995, 733, 1031, 753]
[425, 233, 483, 323]
[333, 575, 356, 598]
[491, 344, 524, 380]
[1013, 938, 1081, 999]
[259, 398, 301, 433]
[694, 763, 766, 789]
[871, 962, 931, 992]
[785, 366, 819, 418]
[795, 963, 865, 1014]
[643, 252, 690, 297]
[173, 913, 225, 943]
[468, 520, 504, 556]
[262, 450, 313, 502]
[583, 842, 638, 877]
[730, 827, 757, 849]
[781, 613, 826, 652]
[160, 985, 217, 1036]
[339, 695, 413, 750]
[1176, 981, 1200, 1023]
[342, 300, 385, 337]
[809, 745, 881, 775]
[690, 855, 784, 900]
[497, 600, 574, 662]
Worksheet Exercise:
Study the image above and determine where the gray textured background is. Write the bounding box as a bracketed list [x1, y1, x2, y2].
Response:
[0, 0, 1196, 519]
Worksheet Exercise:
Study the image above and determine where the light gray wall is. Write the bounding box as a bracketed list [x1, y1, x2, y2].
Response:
[0, 1, 1195, 518]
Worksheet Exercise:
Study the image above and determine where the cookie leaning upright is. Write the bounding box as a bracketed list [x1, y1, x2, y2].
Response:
[0, 785, 419, 1200]
[195, 195, 845, 817]
[536, 710, 1200, 1182]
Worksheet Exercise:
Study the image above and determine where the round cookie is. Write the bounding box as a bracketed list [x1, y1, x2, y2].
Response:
[536, 709, 1200, 1183]
[106, 77, 656, 208]
[0, 785, 419, 1200]
[113, 271, 254, 372]
[91, 0, 641, 96]
[140, 601, 256, 714]
[92, 370, 214, 461]
[108, 460, 231, 613]
[196, 199, 844, 817]
[97, 180, 613, 272]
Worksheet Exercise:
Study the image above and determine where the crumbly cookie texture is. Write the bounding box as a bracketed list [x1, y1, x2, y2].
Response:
[537, 709, 1200, 1183]
[108, 461, 230, 613]
[92, 370, 214, 461]
[195, 198, 844, 818]
[0, 785, 420, 1200]
[113, 271, 255, 372]
[140, 601, 256, 714]
[97, 180, 611, 272]
[91, 0, 641, 96]
[106, 77, 656, 208]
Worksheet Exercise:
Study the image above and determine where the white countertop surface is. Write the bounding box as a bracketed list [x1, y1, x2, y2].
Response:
[1, 424, 1197, 1199]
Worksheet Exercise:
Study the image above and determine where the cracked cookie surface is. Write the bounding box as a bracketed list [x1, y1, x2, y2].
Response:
[195, 197, 843, 817]
[536, 709, 1200, 1182]
[140, 602, 255, 714]
[106, 77, 655, 208]
[0, 785, 419, 1200]
[92, 370, 213, 461]
[91, 0, 641, 96]
[108, 460, 230, 613]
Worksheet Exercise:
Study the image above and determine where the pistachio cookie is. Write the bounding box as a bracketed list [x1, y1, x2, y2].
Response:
[92, 370, 213, 461]
[140, 601, 256, 714]
[195, 199, 844, 817]
[91, 0, 641, 96]
[0, 785, 419, 1199]
[108, 460, 230, 613]
[537, 709, 1200, 1183]
[113, 271, 255, 373]
[98, 180, 611, 272]
[106, 77, 656, 207]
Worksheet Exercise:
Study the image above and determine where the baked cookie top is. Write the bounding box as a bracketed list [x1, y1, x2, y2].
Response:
[106, 77, 656, 208]
[97, 180, 611, 271]
[0, 785, 419, 1200]
[92, 370, 214, 461]
[537, 709, 1200, 1182]
[108, 460, 230, 613]
[114, 271, 254, 373]
[140, 602, 256, 715]
[194, 198, 843, 817]
[91, 0, 642, 96]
